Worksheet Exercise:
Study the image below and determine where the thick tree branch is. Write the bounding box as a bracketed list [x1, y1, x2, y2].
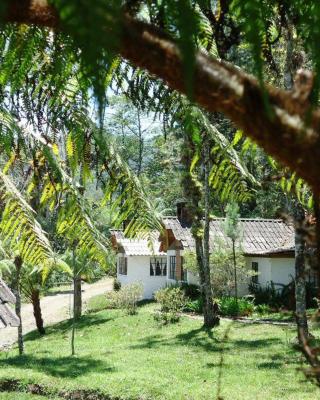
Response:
[4, 1, 320, 192]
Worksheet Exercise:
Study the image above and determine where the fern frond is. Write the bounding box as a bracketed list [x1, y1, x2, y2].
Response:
[0, 172, 53, 266]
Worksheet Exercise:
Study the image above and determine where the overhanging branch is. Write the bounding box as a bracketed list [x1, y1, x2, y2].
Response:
[4, 1, 320, 192]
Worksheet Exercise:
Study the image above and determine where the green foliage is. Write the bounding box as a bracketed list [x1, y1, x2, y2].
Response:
[223, 202, 241, 242]
[105, 283, 143, 315]
[249, 282, 283, 309]
[217, 296, 254, 317]
[184, 239, 251, 297]
[181, 106, 256, 203]
[0, 172, 53, 267]
[179, 282, 201, 300]
[255, 303, 272, 315]
[154, 286, 187, 324]
[184, 297, 204, 314]
[113, 278, 121, 292]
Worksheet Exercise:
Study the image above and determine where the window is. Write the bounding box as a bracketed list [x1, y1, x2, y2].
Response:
[169, 256, 176, 280]
[252, 262, 258, 284]
[118, 257, 127, 275]
[150, 257, 167, 276]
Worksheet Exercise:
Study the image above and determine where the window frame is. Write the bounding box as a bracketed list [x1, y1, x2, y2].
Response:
[150, 257, 167, 277]
[118, 256, 128, 275]
[169, 256, 176, 280]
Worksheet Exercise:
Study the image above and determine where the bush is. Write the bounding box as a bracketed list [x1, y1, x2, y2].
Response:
[180, 283, 201, 300]
[249, 281, 318, 311]
[105, 283, 143, 315]
[249, 282, 283, 309]
[254, 304, 271, 315]
[184, 298, 203, 314]
[218, 296, 254, 317]
[113, 278, 121, 292]
[86, 294, 109, 313]
[154, 287, 187, 324]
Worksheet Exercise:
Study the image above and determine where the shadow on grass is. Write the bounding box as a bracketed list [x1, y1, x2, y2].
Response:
[257, 361, 283, 369]
[131, 324, 286, 355]
[23, 314, 114, 342]
[0, 354, 115, 378]
[131, 326, 222, 353]
[231, 338, 281, 349]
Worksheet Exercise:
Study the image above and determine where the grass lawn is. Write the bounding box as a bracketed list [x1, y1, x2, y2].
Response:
[0, 303, 319, 400]
[0, 394, 55, 400]
[249, 308, 318, 322]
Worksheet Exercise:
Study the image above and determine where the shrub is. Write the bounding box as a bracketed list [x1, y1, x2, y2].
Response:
[106, 283, 143, 314]
[113, 278, 121, 292]
[218, 296, 254, 317]
[254, 304, 271, 315]
[180, 283, 201, 300]
[184, 298, 203, 314]
[154, 287, 187, 324]
[86, 294, 109, 313]
[249, 282, 282, 309]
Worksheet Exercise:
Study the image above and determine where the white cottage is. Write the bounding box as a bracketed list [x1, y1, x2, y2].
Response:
[111, 231, 168, 299]
[111, 206, 312, 299]
[160, 215, 297, 296]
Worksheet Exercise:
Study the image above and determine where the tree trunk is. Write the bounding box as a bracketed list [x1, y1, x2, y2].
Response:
[203, 141, 219, 327]
[181, 132, 218, 328]
[14, 256, 23, 355]
[137, 109, 143, 177]
[73, 275, 82, 320]
[294, 206, 309, 341]
[232, 239, 238, 301]
[282, 21, 309, 341]
[31, 289, 45, 335]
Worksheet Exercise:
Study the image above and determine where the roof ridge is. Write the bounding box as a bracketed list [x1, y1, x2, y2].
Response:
[163, 216, 287, 222]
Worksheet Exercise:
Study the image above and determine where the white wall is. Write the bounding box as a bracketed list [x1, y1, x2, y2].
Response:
[270, 257, 295, 288]
[246, 257, 272, 287]
[246, 256, 295, 290]
[117, 254, 167, 299]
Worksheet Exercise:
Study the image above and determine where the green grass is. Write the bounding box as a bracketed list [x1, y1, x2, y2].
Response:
[0, 303, 319, 400]
[251, 308, 318, 322]
[0, 394, 55, 399]
[85, 293, 109, 313]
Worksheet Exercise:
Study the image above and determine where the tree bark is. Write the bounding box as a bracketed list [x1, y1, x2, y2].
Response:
[203, 142, 219, 327]
[181, 133, 218, 328]
[232, 239, 238, 301]
[14, 256, 23, 355]
[282, 20, 309, 341]
[294, 205, 309, 341]
[137, 108, 143, 177]
[31, 289, 45, 335]
[73, 275, 82, 320]
[4, 2, 320, 192]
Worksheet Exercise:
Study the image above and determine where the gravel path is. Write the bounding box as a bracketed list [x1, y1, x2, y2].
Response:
[0, 277, 113, 350]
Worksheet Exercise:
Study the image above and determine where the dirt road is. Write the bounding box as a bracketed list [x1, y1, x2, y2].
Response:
[0, 277, 113, 349]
